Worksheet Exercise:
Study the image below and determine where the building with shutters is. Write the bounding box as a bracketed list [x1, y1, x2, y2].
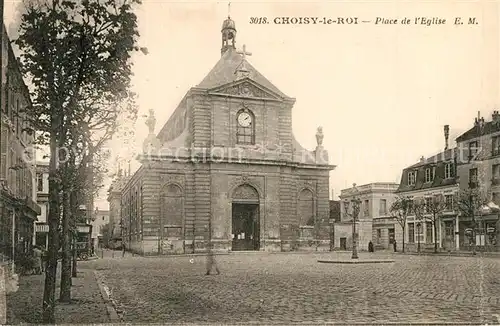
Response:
[396, 144, 460, 252]
[396, 116, 500, 253]
[396, 125, 460, 252]
[0, 24, 41, 263]
[114, 15, 335, 255]
[454, 112, 500, 252]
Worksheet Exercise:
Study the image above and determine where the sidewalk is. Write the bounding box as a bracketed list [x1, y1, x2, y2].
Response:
[397, 250, 500, 258]
[6, 267, 109, 324]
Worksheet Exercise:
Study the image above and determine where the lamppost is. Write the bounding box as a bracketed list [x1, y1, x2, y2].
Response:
[416, 222, 422, 253]
[329, 218, 334, 251]
[343, 183, 361, 259]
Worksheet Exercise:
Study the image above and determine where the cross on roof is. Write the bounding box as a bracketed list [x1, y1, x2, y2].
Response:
[237, 44, 252, 60]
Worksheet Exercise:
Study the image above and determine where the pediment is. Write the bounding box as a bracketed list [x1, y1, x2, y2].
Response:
[208, 78, 283, 101]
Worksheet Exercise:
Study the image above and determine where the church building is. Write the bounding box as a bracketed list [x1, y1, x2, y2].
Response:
[117, 16, 335, 255]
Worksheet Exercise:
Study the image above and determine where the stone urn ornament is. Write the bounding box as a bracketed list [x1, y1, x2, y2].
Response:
[316, 126, 324, 147]
[142, 109, 161, 153]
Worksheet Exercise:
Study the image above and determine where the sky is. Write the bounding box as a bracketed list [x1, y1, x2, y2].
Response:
[4, 0, 500, 209]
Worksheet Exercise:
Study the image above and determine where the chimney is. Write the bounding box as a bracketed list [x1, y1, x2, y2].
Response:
[444, 125, 449, 150]
[420, 156, 425, 163]
[493, 110, 500, 121]
[474, 111, 481, 127]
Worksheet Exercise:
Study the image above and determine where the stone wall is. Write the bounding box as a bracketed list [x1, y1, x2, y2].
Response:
[121, 159, 331, 255]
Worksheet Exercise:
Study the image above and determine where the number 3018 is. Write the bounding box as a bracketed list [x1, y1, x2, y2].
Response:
[249, 17, 268, 24]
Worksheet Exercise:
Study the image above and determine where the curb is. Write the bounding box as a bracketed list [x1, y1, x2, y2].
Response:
[397, 252, 500, 258]
[94, 271, 120, 322]
[141, 251, 334, 258]
[143, 252, 231, 258]
[318, 259, 395, 264]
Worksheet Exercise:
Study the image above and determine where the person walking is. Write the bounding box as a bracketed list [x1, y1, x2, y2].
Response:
[32, 246, 43, 275]
[41, 247, 47, 272]
[205, 244, 220, 275]
[393, 240, 397, 252]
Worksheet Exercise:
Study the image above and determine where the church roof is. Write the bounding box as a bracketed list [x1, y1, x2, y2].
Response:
[196, 47, 289, 98]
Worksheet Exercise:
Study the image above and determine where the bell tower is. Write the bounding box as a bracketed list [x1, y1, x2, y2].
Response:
[221, 5, 236, 56]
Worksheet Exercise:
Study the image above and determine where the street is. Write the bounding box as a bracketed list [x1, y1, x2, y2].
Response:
[83, 252, 500, 324]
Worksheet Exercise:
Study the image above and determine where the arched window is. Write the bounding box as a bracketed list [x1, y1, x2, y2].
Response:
[161, 184, 184, 226]
[236, 108, 255, 145]
[298, 189, 314, 226]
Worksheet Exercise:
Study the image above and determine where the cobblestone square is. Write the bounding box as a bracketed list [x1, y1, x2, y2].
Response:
[86, 252, 500, 324]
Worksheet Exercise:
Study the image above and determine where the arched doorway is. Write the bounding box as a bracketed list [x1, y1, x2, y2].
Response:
[231, 184, 260, 251]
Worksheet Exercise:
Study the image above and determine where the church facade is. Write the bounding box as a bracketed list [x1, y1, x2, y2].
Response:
[116, 16, 335, 255]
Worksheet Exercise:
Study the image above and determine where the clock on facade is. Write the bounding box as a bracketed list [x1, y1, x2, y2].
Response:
[237, 111, 252, 127]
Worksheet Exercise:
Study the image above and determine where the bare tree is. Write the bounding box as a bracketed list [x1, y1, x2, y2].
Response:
[412, 197, 427, 253]
[455, 187, 489, 255]
[389, 195, 413, 253]
[414, 195, 447, 253]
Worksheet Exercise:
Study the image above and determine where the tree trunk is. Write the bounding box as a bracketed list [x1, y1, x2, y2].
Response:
[402, 229, 405, 253]
[70, 190, 78, 277]
[59, 187, 72, 302]
[472, 226, 477, 255]
[42, 136, 60, 324]
[433, 219, 438, 253]
[472, 219, 477, 255]
[72, 242, 77, 277]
